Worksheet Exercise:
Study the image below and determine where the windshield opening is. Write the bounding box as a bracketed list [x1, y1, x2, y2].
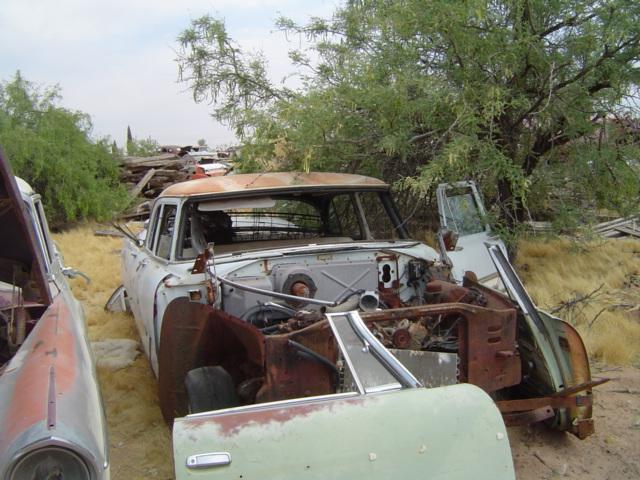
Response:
[176, 191, 405, 260]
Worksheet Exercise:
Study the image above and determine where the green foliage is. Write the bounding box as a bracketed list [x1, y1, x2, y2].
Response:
[0, 72, 127, 226]
[178, 1, 640, 227]
[127, 136, 160, 157]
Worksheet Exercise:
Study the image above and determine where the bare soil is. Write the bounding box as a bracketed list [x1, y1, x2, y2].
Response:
[510, 365, 640, 480]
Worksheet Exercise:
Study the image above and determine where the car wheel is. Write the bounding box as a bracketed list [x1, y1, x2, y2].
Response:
[185, 366, 239, 414]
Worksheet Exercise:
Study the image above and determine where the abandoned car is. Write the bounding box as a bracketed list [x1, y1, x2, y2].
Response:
[114, 172, 601, 475]
[0, 150, 109, 479]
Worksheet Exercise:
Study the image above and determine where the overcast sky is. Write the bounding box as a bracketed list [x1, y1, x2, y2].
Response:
[0, 0, 337, 148]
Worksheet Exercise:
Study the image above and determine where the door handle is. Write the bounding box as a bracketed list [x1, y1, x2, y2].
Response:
[186, 452, 231, 469]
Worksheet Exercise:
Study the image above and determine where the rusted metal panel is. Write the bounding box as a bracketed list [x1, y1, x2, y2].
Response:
[158, 298, 266, 423]
[0, 292, 109, 478]
[256, 335, 335, 404]
[502, 406, 555, 426]
[557, 320, 600, 438]
[463, 305, 520, 390]
[361, 302, 521, 393]
[159, 172, 388, 197]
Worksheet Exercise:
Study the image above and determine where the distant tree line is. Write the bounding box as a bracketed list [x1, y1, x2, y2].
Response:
[177, 0, 640, 230]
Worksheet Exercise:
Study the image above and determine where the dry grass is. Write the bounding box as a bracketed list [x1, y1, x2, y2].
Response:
[53, 225, 173, 479]
[516, 237, 640, 365]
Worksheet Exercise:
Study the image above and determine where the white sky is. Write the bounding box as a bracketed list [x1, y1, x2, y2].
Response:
[0, 0, 338, 149]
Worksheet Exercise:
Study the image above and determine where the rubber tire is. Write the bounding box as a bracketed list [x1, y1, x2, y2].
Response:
[185, 366, 239, 414]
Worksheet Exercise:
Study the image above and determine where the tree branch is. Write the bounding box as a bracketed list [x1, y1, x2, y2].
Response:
[537, 12, 598, 39]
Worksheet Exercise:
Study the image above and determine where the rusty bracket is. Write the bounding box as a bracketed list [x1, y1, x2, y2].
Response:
[191, 249, 210, 274]
[550, 378, 609, 397]
[497, 394, 592, 413]
[502, 406, 555, 427]
[497, 378, 608, 414]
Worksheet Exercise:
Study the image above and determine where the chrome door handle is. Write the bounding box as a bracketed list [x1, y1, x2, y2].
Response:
[186, 452, 231, 469]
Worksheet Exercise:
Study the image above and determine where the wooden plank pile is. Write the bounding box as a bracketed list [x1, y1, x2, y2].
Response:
[594, 215, 640, 238]
[524, 215, 640, 238]
[119, 153, 190, 199]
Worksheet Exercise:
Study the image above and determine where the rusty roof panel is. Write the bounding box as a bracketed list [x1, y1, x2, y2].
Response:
[159, 172, 388, 197]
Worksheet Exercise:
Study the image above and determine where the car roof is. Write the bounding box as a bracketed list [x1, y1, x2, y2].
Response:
[159, 172, 388, 198]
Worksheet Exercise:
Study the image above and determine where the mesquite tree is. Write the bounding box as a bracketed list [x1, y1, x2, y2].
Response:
[178, 0, 640, 226]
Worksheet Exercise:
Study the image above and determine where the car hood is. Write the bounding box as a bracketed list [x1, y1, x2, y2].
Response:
[0, 148, 51, 304]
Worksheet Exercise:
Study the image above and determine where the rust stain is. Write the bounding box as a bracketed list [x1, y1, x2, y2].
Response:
[186, 394, 371, 438]
[0, 297, 78, 449]
[159, 172, 388, 197]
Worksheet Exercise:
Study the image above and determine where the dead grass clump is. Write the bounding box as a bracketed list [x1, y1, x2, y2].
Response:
[516, 237, 640, 365]
[53, 225, 173, 479]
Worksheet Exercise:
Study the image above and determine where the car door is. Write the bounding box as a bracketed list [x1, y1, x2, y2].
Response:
[128, 200, 179, 375]
[123, 204, 159, 326]
[436, 181, 507, 287]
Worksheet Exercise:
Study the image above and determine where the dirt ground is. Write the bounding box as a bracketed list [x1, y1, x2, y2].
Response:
[510, 365, 640, 480]
[54, 227, 640, 479]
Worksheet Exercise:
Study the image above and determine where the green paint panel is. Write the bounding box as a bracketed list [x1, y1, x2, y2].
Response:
[174, 384, 515, 479]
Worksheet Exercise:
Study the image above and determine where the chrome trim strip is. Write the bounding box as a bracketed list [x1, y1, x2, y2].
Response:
[486, 244, 571, 380]
[47, 365, 56, 429]
[346, 311, 422, 388]
[186, 392, 360, 419]
[365, 382, 402, 394]
[326, 313, 365, 394]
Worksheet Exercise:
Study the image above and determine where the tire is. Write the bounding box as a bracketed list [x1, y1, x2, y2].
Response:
[184, 366, 239, 414]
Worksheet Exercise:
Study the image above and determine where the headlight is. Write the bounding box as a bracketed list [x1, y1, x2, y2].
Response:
[10, 447, 90, 480]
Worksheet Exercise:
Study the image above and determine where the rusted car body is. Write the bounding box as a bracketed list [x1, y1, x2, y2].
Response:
[173, 310, 515, 479]
[116, 172, 600, 476]
[0, 150, 109, 479]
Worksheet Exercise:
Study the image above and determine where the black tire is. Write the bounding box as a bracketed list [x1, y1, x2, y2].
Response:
[185, 366, 239, 414]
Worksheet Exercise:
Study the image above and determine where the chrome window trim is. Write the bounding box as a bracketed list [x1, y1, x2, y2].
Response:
[186, 391, 360, 420]
[336, 311, 422, 389]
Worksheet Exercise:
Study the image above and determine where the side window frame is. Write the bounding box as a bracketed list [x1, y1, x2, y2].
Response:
[25, 195, 54, 273]
[151, 202, 178, 261]
[146, 203, 162, 252]
[34, 198, 55, 263]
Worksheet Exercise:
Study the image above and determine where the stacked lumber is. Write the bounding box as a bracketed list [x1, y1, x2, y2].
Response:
[119, 153, 190, 199]
[523, 220, 553, 233]
[594, 215, 640, 238]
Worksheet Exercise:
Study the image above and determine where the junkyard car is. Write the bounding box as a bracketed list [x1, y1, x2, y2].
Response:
[0, 150, 109, 479]
[116, 172, 600, 477]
